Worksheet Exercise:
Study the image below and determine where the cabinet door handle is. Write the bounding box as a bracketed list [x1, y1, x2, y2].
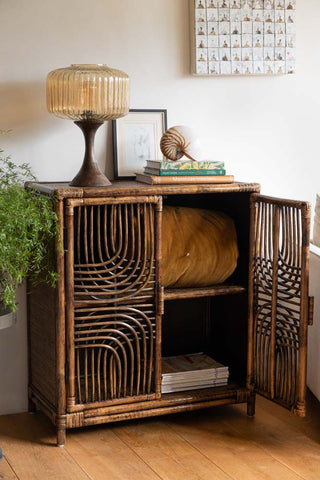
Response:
[308, 296, 314, 326]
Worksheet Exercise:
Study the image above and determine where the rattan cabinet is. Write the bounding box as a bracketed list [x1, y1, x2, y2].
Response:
[27, 181, 313, 446]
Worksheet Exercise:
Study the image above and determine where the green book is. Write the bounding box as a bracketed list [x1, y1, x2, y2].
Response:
[144, 168, 226, 176]
[146, 160, 225, 170]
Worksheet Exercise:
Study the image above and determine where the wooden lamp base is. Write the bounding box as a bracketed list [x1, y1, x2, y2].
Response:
[70, 120, 111, 187]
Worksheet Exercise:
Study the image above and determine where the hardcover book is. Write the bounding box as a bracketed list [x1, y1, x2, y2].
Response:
[144, 168, 226, 176]
[136, 173, 234, 185]
[146, 160, 225, 170]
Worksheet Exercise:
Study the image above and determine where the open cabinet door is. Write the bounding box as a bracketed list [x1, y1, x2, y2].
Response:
[247, 194, 312, 416]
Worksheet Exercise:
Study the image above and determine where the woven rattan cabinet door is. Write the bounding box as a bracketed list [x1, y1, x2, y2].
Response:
[247, 194, 311, 416]
[65, 196, 162, 411]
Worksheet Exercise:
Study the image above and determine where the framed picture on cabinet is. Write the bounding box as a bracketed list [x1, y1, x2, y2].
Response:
[112, 109, 168, 179]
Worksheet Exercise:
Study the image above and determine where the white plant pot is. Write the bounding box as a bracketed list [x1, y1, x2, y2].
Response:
[0, 303, 17, 330]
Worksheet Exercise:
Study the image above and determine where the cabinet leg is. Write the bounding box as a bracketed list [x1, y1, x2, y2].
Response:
[247, 393, 256, 417]
[57, 428, 66, 447]
[28, 397, 37, 414]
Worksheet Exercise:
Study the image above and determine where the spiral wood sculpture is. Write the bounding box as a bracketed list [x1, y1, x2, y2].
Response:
[160, 125, 201, 161]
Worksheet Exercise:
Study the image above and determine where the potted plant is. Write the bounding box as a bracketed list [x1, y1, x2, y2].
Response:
[0, 144, 58, 328]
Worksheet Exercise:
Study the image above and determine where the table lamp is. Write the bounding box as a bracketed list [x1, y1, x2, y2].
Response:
[46, 64, 130, 187]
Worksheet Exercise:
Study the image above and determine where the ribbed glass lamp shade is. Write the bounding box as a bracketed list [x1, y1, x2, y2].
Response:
[46, 64, 130, 121]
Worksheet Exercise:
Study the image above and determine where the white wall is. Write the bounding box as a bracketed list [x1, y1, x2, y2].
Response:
[0, 0, 320, 414]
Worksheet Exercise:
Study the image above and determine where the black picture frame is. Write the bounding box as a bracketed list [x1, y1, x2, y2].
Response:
[112, 109, 168, 180]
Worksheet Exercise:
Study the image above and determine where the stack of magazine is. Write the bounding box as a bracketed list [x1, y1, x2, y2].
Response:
[135, 160, 234, 185]
[161, 352, 229, 394]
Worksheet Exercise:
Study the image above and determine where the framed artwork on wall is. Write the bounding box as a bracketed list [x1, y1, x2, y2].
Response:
[112, 109, 168, 179]
[190, 0, 296, 76]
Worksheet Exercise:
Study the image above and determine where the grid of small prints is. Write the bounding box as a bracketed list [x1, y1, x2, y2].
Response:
[193, 0, 296, 76]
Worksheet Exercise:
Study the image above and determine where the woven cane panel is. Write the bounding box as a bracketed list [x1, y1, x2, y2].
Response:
[72, 201, 157, 405]
[253, 201, 302, 406]
[73, 203, 156, 304]
[74, 305, 156, 404]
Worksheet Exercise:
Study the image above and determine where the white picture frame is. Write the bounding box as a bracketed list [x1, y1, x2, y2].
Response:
[112, 109, 168, 179]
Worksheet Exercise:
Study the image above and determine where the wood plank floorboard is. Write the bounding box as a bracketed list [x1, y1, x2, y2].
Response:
[113, 419, 233, 480]
[0, 456, 19, 480]
[0, 393, 319, 480]
[166, 409, 305, 479]
[66, 427, 163, 480]
[219, 397, 320, 480]
[0, 413, 91, 480]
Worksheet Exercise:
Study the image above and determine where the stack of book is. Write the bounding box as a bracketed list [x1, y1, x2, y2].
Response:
[136, 160, 234, 185]
[161, 352, 229, 394]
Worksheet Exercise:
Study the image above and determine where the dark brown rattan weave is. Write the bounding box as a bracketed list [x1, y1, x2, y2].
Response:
[26, 182, 312, 446]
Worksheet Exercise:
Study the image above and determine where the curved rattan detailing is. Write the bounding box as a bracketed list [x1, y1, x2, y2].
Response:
[74, 306, 156, 404]
[253, 201, 304, 407]
[73, 203, 156, 304]
[70, 199, 159, 406]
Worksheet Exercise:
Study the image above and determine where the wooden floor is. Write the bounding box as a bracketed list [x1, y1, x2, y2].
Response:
[1, 393, 320, 480]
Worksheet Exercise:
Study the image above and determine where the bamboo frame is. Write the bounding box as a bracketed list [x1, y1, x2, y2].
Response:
[66, 196, 161, 417]
[248, 194, 311, 415]
[56, 198, 67, 445]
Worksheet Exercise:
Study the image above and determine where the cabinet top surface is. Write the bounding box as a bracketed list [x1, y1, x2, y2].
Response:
[26, 180, 261, 198]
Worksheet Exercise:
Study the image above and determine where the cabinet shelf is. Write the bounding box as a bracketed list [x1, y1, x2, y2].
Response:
[164, 284, 246, 301]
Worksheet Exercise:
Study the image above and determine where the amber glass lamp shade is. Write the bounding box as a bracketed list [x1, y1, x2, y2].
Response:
[47, 64, 130, 187]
